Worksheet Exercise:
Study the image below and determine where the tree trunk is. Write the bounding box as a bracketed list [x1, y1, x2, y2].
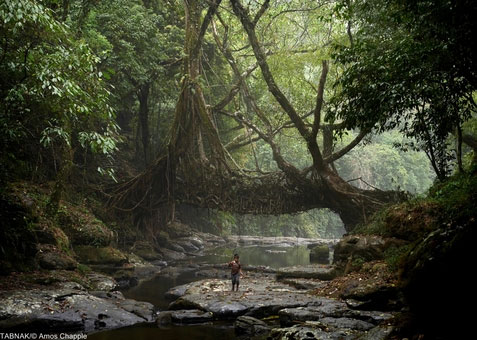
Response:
[138, 82, 150, 166]
[110, 0, 400, 235]
[47, 142, 74, 216]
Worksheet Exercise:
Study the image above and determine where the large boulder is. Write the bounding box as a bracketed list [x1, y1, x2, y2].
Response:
[36, 244, 77, 270]
[278, 298, 393, 328]
[86, 273, 118, 291]
[57, 207, 114, 247]
[74, 246, 128, 266]
[399, 221, 476, 338]
[234, 315, 270, 336]
[333, 235, 405, 273]
[131, 241, 163, 261]
[268, 324, 393, 340]
[276, 265, 337, 281]
[0, 287, 154, 333]
[167, 277, 351, 320]
[309, 244, 330, 264]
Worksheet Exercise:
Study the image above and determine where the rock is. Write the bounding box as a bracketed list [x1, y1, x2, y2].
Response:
[358, 326, 394, 340]
[271, 315, 387, 339]
[113, 270, 139, 290]
[207, 301, 249, 318]
[268, 325, 349, 340]
[399, 221, 476, 338]
[278, 298, 393, 328]
[333, 235, 405, 273]
[116, 299, 155, 322]
[278, 300, 348, 327]
[319, 317, 375, 331]
[58, 209, 114, 247]
[265, 249, 287, 254]
[194, 232, 226, 247]
[278, 278, 325, 290]
[34, 227, 71, 251]
[167, 278, 344, 321]
[174, 238, 201, 252]
[342, 282, 402, 311]
[225, 235, 339, 247]
[0, 288, 152, 333]
[159, 247, 186, 261]
[189, 237, 204, 250]
[151, 260, 168, 267]
[276, 265, 337, 281]
[169, 309, 213, 324]
[89, 290, 125, 300]
[36, 244, 77, 270]
[156, 311, 172, 326]
[234, 315, 270, 336]
[167, 220, 194, 238]
[87, 273, 118, 291]
[164, 283, 190, 300]
[345, 310, 393, 325]
[310, 244, 330, 264]
[131, 241, 163, 261]
[58, 282, 85, 291]
[167, 242, 186, 253]
[74, 246, 128, 266]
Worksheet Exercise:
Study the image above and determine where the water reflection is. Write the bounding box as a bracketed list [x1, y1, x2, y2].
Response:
[93, 245, 314, 340]
[194, 245, 311, 268]
[123, 245, 312, 309]
[88, 322, 236, 340]
[123, 270, 198, 309]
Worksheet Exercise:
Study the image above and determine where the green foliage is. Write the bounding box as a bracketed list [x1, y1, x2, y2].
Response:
[427, 168, 477, 221]
[383, 244, 411, 272]
[330, 0, 477, 179]
[225, 209, 345, 239]
[81, 0, 184, 161]
[335, 131, 435, 193]
[0, 0, 119, 181]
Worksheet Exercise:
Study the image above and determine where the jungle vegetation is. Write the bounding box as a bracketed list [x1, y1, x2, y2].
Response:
[1, 0, 476, 238]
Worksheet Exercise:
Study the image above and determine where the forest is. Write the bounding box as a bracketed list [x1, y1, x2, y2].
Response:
[1, 0, 476, 339]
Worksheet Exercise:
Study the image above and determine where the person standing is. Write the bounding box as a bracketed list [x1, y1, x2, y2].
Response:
[228, 254, 242, 291]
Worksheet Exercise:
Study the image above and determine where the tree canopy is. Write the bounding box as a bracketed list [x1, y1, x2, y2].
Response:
[1, 0, 475, 233]
[330, 0, 477, 179]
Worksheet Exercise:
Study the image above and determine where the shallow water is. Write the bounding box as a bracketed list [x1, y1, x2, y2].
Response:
[88, 321, 236, 340]
[193, 244, 312, 268]
[122, 245, 313, 309]
[90, 244, 318, 340]
[123, 269, 198, 309]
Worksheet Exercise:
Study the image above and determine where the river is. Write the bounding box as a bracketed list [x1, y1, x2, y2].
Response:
[89, 243, 322, 340]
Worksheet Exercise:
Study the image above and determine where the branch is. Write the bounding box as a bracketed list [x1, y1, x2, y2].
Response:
[311, 60, 329, 139]
[231, 0, 308, 138]
[324, 129, 369, 163]
[253, 0, 271, 26]
[190, 0, 223, 60]
[221, 110, 301, 177]
[462, 133, 477, 151]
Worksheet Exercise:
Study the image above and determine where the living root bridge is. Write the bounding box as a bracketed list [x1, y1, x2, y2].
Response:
[109, 154, 401, 232]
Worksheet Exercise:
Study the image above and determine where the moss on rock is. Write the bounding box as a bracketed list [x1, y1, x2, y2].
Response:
[74, 245, 128, 265]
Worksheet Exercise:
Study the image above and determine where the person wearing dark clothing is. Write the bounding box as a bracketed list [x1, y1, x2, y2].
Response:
[228, 254, 242, 291]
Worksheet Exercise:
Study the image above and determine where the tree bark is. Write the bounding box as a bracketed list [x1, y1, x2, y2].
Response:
[138, 82, 150, 166]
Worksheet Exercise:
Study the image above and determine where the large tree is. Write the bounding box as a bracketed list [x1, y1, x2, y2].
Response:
[113, 0, 400, 234]
[0, 0, 119, 213]
[330, 0, 477, 179]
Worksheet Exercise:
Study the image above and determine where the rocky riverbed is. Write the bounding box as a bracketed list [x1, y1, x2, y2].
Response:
[161, 268, 395, 339]
[0, 234, 401, 339]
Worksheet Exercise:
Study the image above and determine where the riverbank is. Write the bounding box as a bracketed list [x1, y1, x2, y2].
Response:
[0, 234, 339, 334]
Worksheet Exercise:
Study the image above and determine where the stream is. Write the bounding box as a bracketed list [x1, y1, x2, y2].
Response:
[89, 243, 320, 340]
